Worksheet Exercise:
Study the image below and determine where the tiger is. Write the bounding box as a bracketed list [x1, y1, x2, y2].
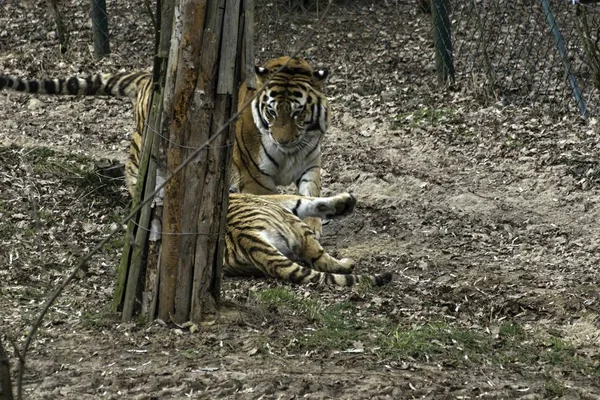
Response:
[225, 192, 392, 286]
[0, 56, 329, 194]
[1, 56, 331, 235]
[232, 56, 330, 236]
[0, 61, 393, 287]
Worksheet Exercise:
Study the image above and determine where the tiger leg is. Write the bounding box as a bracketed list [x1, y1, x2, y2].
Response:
[295, 226, 355, 274]
[262, 192, 357, 220]
[245, 236, 389, 287]
[296, 161, 323, 238]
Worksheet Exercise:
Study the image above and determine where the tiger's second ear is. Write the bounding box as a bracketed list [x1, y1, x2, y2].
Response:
[255, 66, 270, 77]
[313, 69, 329, 81]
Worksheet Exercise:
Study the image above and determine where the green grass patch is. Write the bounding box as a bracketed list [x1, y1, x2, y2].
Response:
[541, 337, 586, 371]
[544, 377, 566, 397]
[381, 323, 491, 363]
[252, 291, 597, 375]
[253, 288, 362, 350]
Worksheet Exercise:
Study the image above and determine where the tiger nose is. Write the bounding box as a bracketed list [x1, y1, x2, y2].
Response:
[275, 137, 294, 145]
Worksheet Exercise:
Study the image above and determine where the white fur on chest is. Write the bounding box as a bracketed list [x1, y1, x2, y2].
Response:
[259, 133, 321, 186]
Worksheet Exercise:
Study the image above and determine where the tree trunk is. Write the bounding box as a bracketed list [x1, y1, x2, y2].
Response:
[115, 0, 245, 324]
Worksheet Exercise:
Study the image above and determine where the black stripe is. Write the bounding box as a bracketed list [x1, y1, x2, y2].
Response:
[28, 80, 39, 93]
[325, 273, 336, 285]
[237, 133, 275, 192]
[295, 165, 320, 187]
[16, 80, 26, 91]
[118, 74, 139, 96]
[288, 266, 310, 284]
[43, 79, 56, 94]
[93, 75, 104, 94]
[130, 137, 141, 154]
[291, 200, 302, 216]
[260, 140, 279, 168]
[105, 74, 120, 95]
[277, 231, 295, 254]
[277, 67, 312, 77]
[306, 101, 323, 132]
[310, 249, 324, 267]
[228, 211, 267, 227]
[85, 76, 95, 95]
[66, 77, 80, 94]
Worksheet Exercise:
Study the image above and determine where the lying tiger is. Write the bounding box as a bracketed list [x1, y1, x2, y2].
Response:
[0, 57, 393, 287]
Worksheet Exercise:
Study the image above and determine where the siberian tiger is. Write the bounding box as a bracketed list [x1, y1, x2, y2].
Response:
[0, 56, 329, 197]
[225, 192, 392, 286]
[0, 61, 393, 287]
[233, 56, 330, 236]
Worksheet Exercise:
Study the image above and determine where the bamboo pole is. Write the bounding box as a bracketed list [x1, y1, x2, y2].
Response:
[113, 0, 174, 319]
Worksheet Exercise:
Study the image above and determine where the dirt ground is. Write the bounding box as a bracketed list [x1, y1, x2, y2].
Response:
[1, 1, 600, 399]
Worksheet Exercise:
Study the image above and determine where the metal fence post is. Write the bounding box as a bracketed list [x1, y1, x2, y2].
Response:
[431, 0, 455, 85]
[541, 0, 588, 119]
[90, 0, 111, 58]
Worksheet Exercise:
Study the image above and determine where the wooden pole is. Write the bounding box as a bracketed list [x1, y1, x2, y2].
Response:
[47, 0, 70, 53]
[158, 0, 210, 322]
[542, 0, 588, 119]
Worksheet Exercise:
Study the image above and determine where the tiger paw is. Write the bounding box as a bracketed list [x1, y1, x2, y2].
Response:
[334, 258, 355, 274]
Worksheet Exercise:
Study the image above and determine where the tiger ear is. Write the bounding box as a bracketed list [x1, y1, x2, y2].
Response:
[255, 66, 270, 80]
[312, 69, 329, 88]
[313, 69, 328, 80]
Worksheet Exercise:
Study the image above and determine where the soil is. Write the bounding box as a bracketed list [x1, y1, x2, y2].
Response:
[1, 1, 600, 399]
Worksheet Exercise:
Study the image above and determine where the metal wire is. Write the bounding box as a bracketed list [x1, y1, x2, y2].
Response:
[252, 0, 600, 118]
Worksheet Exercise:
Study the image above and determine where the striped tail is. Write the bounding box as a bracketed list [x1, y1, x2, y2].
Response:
[0, 71, 150, 98]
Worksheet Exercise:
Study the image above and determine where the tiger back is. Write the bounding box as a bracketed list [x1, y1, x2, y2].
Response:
[0, 71, 152, 196]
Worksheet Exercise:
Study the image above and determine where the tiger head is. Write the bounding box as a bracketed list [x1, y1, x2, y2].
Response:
[252, 56, 330, 148]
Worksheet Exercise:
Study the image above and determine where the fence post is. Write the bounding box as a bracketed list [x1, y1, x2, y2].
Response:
[541, 0, 588, 119]
[90, 0, 110, 58]
[431, 0, 455, 85]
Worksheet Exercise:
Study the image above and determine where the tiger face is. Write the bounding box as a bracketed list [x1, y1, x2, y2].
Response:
[252, 57, 330, 149]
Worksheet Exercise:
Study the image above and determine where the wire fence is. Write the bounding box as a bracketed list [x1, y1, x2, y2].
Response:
[251, 0, 600, 119]
[443, 0, 600, 118]
[28, 0, 600, 117]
